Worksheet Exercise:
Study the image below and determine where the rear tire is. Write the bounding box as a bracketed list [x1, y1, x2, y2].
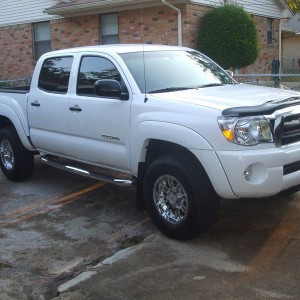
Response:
[0, 127, 34, 181]
[143, 154, 219, 240]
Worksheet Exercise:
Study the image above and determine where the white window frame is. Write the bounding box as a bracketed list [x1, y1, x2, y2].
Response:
[33, 21, 51, 61]
[267, 18, 274, 45]
[100, 13, 119, 45]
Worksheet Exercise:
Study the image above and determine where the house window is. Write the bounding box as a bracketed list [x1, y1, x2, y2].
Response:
[33, 21, 51, 60]
[267, 18, 274, 44]
[100, 13, 119, 45]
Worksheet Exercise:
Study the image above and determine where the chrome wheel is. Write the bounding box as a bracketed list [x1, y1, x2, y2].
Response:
[153, 175, 188, 224]
[0, 139, 14, 170]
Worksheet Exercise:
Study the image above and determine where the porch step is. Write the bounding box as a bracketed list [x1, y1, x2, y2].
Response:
[40, 155, 136, 186]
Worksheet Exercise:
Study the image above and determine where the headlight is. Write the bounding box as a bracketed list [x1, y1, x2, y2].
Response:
[218, 116, 273, 146]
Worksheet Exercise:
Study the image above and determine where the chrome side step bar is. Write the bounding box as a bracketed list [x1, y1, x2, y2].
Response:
[40, 155, 136, 186]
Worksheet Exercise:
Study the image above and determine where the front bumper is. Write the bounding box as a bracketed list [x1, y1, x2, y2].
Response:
[216, 143, 300, 198]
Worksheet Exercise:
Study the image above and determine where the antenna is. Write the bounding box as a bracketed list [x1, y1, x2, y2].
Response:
[141, 7, 148, 103]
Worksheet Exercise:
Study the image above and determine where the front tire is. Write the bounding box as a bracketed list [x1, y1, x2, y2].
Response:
[0, 127, 34, 181]
[144, 154, 219, 240]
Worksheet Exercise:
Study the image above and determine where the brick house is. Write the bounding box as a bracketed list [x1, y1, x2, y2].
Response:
[0, 0, 293, 80]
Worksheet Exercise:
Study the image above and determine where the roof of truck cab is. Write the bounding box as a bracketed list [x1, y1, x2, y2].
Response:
[42, 44, 191, 56]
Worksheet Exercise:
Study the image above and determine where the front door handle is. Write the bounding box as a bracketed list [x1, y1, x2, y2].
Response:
[31, 101, 40, 107]
[69, 105, 82, 112]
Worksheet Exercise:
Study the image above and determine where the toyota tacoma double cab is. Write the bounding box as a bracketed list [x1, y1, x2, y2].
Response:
[1, 44, 300, 240]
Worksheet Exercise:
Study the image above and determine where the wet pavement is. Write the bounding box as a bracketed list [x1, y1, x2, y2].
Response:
[0, 158, 300, 299]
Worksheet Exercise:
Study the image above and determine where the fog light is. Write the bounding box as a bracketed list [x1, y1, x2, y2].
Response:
[244, 163, 268, 184]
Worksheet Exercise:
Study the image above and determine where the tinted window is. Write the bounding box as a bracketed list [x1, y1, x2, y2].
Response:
[77, 56, 121, 96]
[38, 56, 73, 93]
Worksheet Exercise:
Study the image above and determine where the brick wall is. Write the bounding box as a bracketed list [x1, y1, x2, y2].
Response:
[0, 24, 35, 80]
[239, 17, 280, 74]
[119, 5, 182, 45]
[51, 15, 99, 50]
[182, 4, 212, 49]
[118, 4, 211, 48]
[0, 3, 281, 80]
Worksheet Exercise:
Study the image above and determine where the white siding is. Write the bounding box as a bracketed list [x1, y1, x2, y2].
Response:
[0, 0, 60, 27]
[192, 0, 285, 19]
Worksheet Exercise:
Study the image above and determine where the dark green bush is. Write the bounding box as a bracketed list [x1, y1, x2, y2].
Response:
[0, 81, 11, 88]
[0, 76, 12, 88]
[198, 4, 259, 70]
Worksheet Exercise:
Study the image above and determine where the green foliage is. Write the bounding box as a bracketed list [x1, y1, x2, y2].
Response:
[198, 4, 259, 70]
[286, 0, 300, 12]
[0, 80, 11, 88]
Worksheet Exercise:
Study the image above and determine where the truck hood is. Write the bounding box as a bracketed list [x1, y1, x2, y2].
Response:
[150, 83, 300, 112]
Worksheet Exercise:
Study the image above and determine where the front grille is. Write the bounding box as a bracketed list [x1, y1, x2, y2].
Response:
[281, 113, 300, 146]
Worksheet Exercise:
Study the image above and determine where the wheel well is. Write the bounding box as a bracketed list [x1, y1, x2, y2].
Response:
[145, 139, 202, 169]
[136, 139, 213, 211]
[0, 116, 14, 131]
[0, 117, 38, 154]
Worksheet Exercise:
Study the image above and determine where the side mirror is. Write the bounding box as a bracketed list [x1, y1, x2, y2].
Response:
[94, 79, 128, 100]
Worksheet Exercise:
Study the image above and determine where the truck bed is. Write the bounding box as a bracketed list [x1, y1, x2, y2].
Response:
[0, 86, 30, 94]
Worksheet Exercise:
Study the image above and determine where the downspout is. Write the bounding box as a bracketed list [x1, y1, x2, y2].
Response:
[161, 0, 182, 46]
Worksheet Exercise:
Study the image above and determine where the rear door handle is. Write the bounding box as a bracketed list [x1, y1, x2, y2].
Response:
[31, 101, 40, 107]
[69, 105, 82, 112]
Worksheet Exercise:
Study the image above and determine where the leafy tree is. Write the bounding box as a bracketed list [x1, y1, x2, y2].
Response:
[286, 0, 300, 12]
[198, 4, 259, 70]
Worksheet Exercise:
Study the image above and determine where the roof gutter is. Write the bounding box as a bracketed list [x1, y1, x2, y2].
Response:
[161, 0, 182, 46]
[44, 0, 165, 16]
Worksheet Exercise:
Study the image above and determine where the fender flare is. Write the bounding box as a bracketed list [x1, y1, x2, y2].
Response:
[131, 121, 213, 175]
[0, 104, 36, 151]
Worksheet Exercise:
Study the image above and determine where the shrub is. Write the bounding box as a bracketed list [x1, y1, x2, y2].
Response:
[0, 80, 11, 88]
[198, 4, 259, 70]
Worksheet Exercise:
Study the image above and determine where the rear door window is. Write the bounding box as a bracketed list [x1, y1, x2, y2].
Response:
[38, 56, 73, 93]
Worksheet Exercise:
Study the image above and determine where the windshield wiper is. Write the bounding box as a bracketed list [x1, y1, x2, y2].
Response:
[197, 83, 224, 88]
[148, 87, 194, 93]
[149, 83, 225, 93]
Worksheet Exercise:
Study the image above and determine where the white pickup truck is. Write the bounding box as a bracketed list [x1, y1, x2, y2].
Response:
[1, 44, 300, 240]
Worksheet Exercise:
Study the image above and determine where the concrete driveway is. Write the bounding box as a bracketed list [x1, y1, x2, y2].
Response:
[0, 158, 300, 299]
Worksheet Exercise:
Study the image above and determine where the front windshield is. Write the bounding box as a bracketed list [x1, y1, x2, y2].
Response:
[120, 50, 235, 94]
